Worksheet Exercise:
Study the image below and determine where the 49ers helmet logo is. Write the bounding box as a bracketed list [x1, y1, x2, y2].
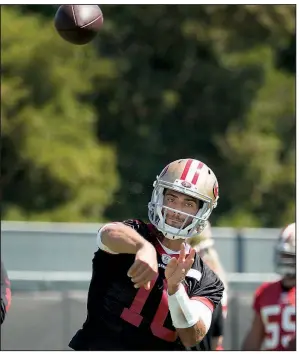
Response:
[181, 180, 192, 188]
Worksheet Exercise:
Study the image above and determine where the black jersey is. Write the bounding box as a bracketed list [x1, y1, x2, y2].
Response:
[69, 219, 224, 351]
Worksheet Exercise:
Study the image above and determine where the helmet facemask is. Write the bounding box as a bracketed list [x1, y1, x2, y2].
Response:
[148, 179, 214, 240]
[275, 249, 296, 277]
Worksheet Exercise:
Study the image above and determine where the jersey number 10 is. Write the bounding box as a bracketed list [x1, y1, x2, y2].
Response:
[120, 275, 177, 342]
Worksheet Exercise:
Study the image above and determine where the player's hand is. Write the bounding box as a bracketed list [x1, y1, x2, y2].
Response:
[127, 241, 158, 290]
[165, 244, 196, 295]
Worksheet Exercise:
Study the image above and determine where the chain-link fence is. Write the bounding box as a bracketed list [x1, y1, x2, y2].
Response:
[1, 288, 255, 351]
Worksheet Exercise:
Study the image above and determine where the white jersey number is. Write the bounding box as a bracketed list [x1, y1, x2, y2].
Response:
[261, 305, 295, 350]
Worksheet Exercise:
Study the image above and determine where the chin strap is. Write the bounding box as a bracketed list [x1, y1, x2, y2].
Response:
[164, 232, 187, 240]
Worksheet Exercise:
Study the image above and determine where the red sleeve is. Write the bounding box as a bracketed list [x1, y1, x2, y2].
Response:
[191, 296, 214, 312]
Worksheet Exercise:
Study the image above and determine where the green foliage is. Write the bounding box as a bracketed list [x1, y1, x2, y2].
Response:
[2, 6, 119, 221]
[3, 5, 295, 226]
[217, 47, 295, 226]
[93, 5, 295, 227]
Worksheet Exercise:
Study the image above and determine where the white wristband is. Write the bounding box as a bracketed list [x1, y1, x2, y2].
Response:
[168, 284, 213, 332]
[168, 284, 199, 328]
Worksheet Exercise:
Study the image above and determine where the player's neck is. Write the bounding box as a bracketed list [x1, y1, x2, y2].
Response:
[161, 237, 185, 252]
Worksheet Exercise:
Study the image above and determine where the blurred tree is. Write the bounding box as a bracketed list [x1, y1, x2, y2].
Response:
[9, 5, 296, 226]
[16, 4, 56, 17]
[1, 6, 119, 221]
[276, 32, 296, 74]
[216, 47, 295, 226]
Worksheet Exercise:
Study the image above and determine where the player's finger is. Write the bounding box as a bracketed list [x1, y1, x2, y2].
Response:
[127, 260, 139, 277]
[171, 266, 186, 278]
[168, 257, 178, 268]
[191, 248, 196, 257]
[178, 244, 186, 263]
[166, 257, 178, 273]
[127, 260, 145, 277]
[143, 281, 151, 290]
[165, 257, 178, 281]
[185, 256, 194, 270]
[180, 268, 186, 280]
[133, 269, 156, 288]
[129, 262, 149, 279]
[186, 248, 196, 262]
[184, 248, 196, 270]
[131, 267, 154, 284]
[167, 267, 186, 285]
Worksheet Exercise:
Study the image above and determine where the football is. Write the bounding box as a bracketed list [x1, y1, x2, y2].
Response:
[54, 5, 103, 45]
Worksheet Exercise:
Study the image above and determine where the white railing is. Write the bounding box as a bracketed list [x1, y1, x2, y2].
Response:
[8, 270, 280, 283]
[1, 220, 281, 238]
[2, 221, 282, 274]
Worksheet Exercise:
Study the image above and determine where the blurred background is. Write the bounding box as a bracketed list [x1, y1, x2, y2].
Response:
[1, 4, 296, 351]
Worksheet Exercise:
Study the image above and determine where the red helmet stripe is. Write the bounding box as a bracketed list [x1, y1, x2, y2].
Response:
[191, 161, 204, 184]
[180, 159, 193, 180]
[180, 159, 204, 185]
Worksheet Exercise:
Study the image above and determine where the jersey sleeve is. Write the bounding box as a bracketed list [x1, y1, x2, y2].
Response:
[187, 256, 224, 311]
[1, 261, 11, 324]
[123, 219, 152, 238]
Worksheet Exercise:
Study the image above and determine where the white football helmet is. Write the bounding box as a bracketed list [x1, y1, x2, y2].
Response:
[274, 222, 296, 276]
[148, 158, 219, 240]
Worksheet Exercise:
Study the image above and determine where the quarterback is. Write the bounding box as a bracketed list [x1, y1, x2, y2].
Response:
[70, 158, 224, 351]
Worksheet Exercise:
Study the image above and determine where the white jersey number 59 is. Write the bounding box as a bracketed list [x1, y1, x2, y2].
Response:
[261, 305, 295, 349]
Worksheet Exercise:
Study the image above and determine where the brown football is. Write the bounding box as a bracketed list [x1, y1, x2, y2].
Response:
[54, 5, 103, 45]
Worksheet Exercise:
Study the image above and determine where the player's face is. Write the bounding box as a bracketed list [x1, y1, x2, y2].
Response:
[281, 253, 296, 287]
[163, 189, 200, 228]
